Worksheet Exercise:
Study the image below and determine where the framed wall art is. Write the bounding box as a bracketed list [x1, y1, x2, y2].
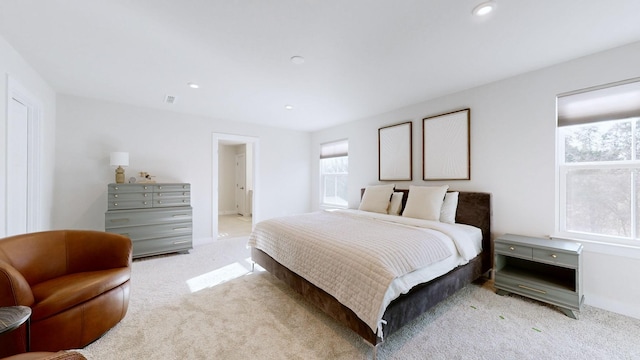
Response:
[378, 121, 412, 181]
[423, 109, 470, 180]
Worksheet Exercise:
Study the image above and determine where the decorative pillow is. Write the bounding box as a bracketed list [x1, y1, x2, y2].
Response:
[359, 184, 395, 214]
[402, 185, 449, 221]
[387, 192, 404, 215]
[440, 191, 459, 224]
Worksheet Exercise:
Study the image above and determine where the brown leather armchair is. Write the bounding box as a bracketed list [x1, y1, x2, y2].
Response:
[0, 230, 131, 356]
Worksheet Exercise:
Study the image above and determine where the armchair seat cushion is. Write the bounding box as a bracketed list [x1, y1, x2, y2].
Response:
[31, 268, 130, 321]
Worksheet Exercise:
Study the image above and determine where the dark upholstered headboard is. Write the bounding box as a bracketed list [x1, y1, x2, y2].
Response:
[359, 189, 492, 268]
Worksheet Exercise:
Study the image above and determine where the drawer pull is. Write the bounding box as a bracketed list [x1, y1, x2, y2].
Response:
[173, 240, 190, 245]
[143, 201, 148, 205]
[509, 246, 515, 251]
[518, 285, 546, 294]
[158, 193, 163, 197]
[144, 193, 148, 197]
[114, 187, 119, 190]
[144, 186, 148, 190]
[551, 254, 557, 258]
[114, 203, 118, 206]
[173, 227, 190, 230]
[114, 194, 118, 198]
[158, 201, 163, 204]
[110, 218, 130, 223]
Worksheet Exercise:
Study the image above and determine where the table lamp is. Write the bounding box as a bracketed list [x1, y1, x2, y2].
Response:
[110, 152, 129, 184]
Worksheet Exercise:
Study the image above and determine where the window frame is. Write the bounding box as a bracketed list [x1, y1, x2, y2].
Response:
[319, 139, 349, 208]
[556, 78, 640, 247]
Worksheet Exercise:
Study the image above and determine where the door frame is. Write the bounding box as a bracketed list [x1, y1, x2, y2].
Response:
[212, 133, 259, 239]
[2, 76, 42, 236]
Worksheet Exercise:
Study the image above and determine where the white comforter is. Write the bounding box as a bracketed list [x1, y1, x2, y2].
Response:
[248, 209, 482, 336]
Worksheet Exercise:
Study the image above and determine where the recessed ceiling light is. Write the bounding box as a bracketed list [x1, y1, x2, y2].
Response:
[290, 56, 305, 65]
[187, 82, 200, 89]
[472, 1, 496, 16]
[284, 105, 294, 110]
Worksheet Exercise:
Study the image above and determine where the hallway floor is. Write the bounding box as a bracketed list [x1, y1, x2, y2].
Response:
[218, 214, 253, 239]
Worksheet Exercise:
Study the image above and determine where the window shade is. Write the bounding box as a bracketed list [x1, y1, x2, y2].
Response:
[558, 78, 640, 127]
[320, 139, 348, 159]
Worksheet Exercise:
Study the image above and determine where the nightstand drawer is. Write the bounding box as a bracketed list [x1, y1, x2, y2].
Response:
[495, 242, 532, 259]
[495, 275, 580, 310]
[533, 248, 578, 268]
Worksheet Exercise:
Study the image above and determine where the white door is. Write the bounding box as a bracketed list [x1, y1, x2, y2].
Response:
[235, 154, 246, 215]
[7, 97, 29, 236]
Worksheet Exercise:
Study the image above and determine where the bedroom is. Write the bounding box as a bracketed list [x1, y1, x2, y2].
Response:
[1, 0, 640, 358]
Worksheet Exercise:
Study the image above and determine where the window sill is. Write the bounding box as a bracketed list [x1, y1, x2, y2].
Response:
[551, 235, 640, 259]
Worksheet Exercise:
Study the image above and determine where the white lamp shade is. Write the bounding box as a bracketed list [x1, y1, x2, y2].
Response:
[110, 152, 129, 167]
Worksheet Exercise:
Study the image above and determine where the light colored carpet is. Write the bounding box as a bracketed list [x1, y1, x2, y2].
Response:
[78, 237, 640, 359]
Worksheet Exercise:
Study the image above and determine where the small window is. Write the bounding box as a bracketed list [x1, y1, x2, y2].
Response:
[320, 140, 348, 207]
[557, 79, 640, 245]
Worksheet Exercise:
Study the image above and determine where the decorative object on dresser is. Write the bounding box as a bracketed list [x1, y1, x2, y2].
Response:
[105, 183, 192, 259]
[422, 108, 470, 180]
[494, 234, 584, 319]
[109, 152, 129, 184]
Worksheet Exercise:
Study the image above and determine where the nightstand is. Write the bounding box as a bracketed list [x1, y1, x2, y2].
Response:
[494, 234, 584, 319]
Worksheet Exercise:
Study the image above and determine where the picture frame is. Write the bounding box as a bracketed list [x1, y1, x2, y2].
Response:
[379, 121, 412, 181]
[423, 109, 470, 180]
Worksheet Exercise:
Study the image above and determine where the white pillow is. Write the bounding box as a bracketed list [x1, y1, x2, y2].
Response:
[387, 192, 404, 215]
[402, 185, 449, 221]
[440, 191, 459, 224]
[359, 184, 395, 214]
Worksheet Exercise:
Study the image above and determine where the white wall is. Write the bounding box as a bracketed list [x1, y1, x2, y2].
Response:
[0, 35, 56, 236]
[54, 94, 310, 245]
[311, 41, 640, 319]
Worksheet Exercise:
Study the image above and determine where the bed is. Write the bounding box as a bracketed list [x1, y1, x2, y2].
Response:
[249, 185, 491, 346]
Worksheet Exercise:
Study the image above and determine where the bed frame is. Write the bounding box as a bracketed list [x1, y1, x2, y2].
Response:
[251, 190, 491, 346]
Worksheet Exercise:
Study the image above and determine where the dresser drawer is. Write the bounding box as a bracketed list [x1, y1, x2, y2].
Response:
[154, 184, 190, 192]
[109, 184, 154, 193]
[105, 207, 192, 228]
[132, 235, 192, 257]
[108, 222, 192, 241]
[533, 248, 578, 268]
[495, 242, 532, 259]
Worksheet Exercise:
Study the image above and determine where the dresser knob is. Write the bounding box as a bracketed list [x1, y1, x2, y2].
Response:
[509, 246, 515, 251]
[143, 201, 148, 205]
[114, 203, 118, 206]
[551, 254, 557, 258]
[114, 194, 118, 198]
[114, 187, 119, 190]
[158, 193, 163, 197]
[144, 193, 148, 197]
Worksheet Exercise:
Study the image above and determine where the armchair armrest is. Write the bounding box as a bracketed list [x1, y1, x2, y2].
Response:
[0, 259, 35, 307]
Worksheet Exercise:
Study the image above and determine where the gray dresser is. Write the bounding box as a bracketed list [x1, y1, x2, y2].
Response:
[494, 234, 584, 319]
[105, 183, 192, 259]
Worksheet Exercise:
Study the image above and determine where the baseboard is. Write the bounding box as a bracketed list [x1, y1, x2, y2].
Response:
[585, 294, 640, 320]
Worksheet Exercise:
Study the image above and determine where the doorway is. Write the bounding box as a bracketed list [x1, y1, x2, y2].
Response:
[212, 133, 259, 240]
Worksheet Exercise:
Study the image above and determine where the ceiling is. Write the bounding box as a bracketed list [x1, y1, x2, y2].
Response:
[1, 1, 640, 132]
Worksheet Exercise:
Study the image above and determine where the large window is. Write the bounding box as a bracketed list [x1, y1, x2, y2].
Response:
[320, 140, 348, 207]
[557, 79, 640, 245]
